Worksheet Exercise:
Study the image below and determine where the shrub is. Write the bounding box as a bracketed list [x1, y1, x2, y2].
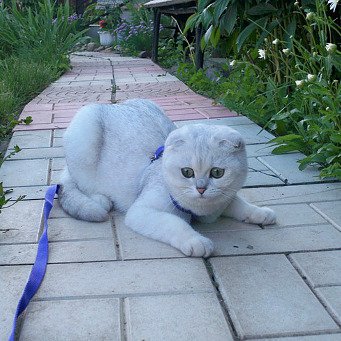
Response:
[181, 0, 341, 179]
[0, 0, 84, 64]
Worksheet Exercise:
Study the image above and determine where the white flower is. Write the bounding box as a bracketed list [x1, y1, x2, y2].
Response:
[306, 12, 315, 20]
[272, 38, 280, 45]
[294, 1, 299, 5]
[326, 43, 337, 53]
[326, 107, 330, 111]
[327, 0, 339, 12]
[295, 80, 304, 88]
[282, 48, 290, 55]
[258, 49, 266, 59]
[229, 60, 236, 66]
[307, 74, 316, 82]
[313, 51, 318, 57]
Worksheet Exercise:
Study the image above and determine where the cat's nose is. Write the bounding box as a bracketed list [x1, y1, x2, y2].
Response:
[196, 187, 206, 194]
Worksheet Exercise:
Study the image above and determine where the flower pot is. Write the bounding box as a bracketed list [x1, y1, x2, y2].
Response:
[99, 31, 115, 46]
[87, 24, 100, 39]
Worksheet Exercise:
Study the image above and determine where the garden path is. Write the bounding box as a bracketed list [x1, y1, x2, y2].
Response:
[1, 51, 341, 341]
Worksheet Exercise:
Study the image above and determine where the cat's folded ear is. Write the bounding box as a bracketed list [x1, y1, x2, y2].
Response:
[218, 131, 245, 151]
[165, 130, 185, 150]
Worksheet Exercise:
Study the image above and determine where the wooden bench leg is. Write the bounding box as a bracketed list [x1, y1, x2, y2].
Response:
[152, 9, 161, 63]
[195, 24, 204, 70]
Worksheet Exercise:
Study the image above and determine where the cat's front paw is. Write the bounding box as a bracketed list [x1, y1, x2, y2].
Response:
[180, 235, 214, 258]
[245, 207, 276, 226]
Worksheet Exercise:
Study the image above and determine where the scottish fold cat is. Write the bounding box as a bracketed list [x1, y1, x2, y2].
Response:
[59, 99, 276, 257]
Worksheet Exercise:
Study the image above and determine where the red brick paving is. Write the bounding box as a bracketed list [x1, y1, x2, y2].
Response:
[14, 53, 239, 132]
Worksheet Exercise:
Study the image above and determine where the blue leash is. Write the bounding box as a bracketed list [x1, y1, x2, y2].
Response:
[9, 184, 59, 341]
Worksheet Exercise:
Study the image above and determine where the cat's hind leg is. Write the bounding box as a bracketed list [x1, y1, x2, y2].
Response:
[58, 169, 112, 222]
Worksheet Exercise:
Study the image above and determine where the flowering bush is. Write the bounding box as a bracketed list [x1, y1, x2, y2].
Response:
[179, 0, 341, 179]
[114, 20, 155, 55]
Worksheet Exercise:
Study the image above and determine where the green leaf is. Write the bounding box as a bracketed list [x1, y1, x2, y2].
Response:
[198, 0, 210, 12]
[272, 111, 291, 121]
[270, 134, 303, 143]
[213, 0, 230, 25]
[219, 3, 238, 35]
[272, 144, 299, 154]
[184, 13, 199, 33]
[284, 18, 296, 49]
[247, 3, 277, 16]
[204, 24, 213, 45]
[201, 6, 214, 28]
[236, 17, 267, 51]
[13, 145, 21, 153]
[331, 133, 341, 144]
[256, 19, 279, 48]
[210, 26, 221, 47]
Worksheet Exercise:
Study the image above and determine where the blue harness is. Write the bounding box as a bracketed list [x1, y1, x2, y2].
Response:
[151, 145, 195, 217]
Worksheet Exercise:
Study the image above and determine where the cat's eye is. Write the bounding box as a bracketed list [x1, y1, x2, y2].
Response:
[210, 167, 225, 179]
[181, 167, 194, 178]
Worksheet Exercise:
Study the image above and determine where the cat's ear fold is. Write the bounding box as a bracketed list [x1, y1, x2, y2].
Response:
[165, 138, 185, 150]
[165, 131, 185, 150]
[219, 132, 245, 151]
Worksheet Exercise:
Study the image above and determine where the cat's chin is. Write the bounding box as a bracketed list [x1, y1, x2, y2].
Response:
[175, 195, 228, 217]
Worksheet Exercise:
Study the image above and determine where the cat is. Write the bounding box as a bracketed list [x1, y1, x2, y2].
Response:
[58, 99, 276, 257]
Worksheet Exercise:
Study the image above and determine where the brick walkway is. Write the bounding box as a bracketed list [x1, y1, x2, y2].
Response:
[1, 52, 341, 340]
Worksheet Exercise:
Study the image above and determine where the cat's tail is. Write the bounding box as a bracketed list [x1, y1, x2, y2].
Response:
[58, 169, 112, 222]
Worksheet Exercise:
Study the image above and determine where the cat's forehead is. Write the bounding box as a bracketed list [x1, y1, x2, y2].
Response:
[165, 124, 244, 150]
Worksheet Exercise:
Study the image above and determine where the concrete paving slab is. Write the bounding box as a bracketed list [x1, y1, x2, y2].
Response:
[231, 124, 275, 144]
[248, 157, 270, 172]
[20, 298, 121, 341]
[50, 170, 63, 185]
[206, 225, 341, 256]
[0, 159, 49, 186]
[0, 200, 43, 243]
[52, 137, 63, 147]
[240, 183, 341, 206]
[253, 333, 341, 340]
[259, 153, 326, 184]
[244, 170, 284, 186]
[53, 129, 66, 137]
[5, 185, 48, 201]
[48, 217, 113, 241]
[175, 116, 254, 127]
[267, 203, 328, 227]
[311, 201, 341, 231]
[0, 265, 32, 340]
[245, 143, 275, 157]
[210, 255, 339, 338]
[194, 216, 262, 233]
[49, 200, 70, 218]
[316, 287, 341, 324]
[0, 239, 116, 265]
[51, 158, 66, 170]
[35, 259, 213, 299]
[126, 293, 234, 341]
[8, 130, 52, 149]
[6, 147, 65, 160]
[115, 213, 184, 260]
[290, 251, 341, 287]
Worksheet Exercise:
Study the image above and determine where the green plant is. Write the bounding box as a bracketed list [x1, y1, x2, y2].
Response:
[0, 0, 84, 63]
[178, 0, 341, 179]
[0, 146, 26, 214]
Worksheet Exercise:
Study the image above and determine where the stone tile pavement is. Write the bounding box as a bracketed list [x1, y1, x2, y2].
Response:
[1, 51, 341, 340]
